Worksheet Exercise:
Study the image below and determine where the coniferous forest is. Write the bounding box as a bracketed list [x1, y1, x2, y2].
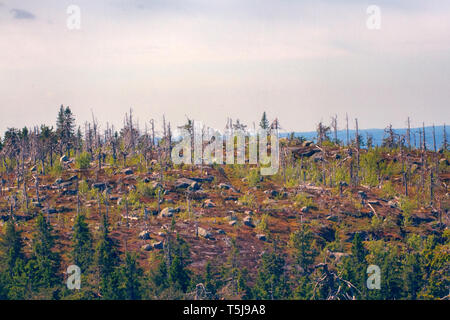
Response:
[0, 106, 448, 300]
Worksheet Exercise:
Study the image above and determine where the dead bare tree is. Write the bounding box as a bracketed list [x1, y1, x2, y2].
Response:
[407, 117, 411, 150]
[312, 263, 360, 300]
[345, 113, 349, 146]
[331, 115, 338, 144]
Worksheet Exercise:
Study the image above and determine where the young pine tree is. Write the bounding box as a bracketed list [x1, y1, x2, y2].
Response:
[289, 223, 317, 274]
[259, 112, 269, 130]
[29, 213, 61, 290]
[95, 213, 122, 299]
[340, 233, 368, 299]
[253, 243, 290, 300]
[71, 213, 93, 273]
[0, 221, 29, 299]
[121, 252, 143, 300]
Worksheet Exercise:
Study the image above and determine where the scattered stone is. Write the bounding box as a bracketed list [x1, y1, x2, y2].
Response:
[256, 234, 267, 241]
[198, 227, 212, 239]
[203, 199, 216, 208]
[243, 216, 254, 227]
[217, 229, 226, 235]
[152, 241, 164, 249]
[141, 244, 153, 251]
[218, 183, 232, 190]
[175, 178, 196, 189]
[326, 215, 339, 222]
[301, 206, 310, 213]
[139, 230, 151, 240]
[190, 181, 200, 190]
[264, 189, 279, 197]
[229, 220, 237, 226]
[388, 200, 397, 208]
[159, 207, 179, 217]
[122, 168, 133, 175]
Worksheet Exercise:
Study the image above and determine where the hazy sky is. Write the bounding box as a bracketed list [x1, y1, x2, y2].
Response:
[0, 0, 449, 135]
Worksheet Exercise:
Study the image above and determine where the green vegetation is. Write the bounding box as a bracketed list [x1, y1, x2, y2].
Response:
[75, 152, 91, 170]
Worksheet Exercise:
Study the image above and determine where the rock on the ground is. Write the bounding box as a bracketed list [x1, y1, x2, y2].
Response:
[139, 230, 151, 240]
[326, 215, 339, 222]
[264, 189, 279, 197]
[198, 227, 212, 239]
[203, 199, 216, 208]
[243, 216, 254, 227]
[153, 241, 164, 249]
[218, 183, 232, 190]
[301, 206, 310, 213]
[256, 234, 267, 241]
[122, 168, 133, 175]
[141, 244, 153, 251]
[160, 207, 177, 217]
[175, 178, 196, 189]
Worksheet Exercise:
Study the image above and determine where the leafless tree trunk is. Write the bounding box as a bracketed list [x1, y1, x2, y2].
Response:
[422, 122, 426, 151]
[407, 117, 411, 150]
[346, 113, 349, 146]
[331, 115, 338, 144]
